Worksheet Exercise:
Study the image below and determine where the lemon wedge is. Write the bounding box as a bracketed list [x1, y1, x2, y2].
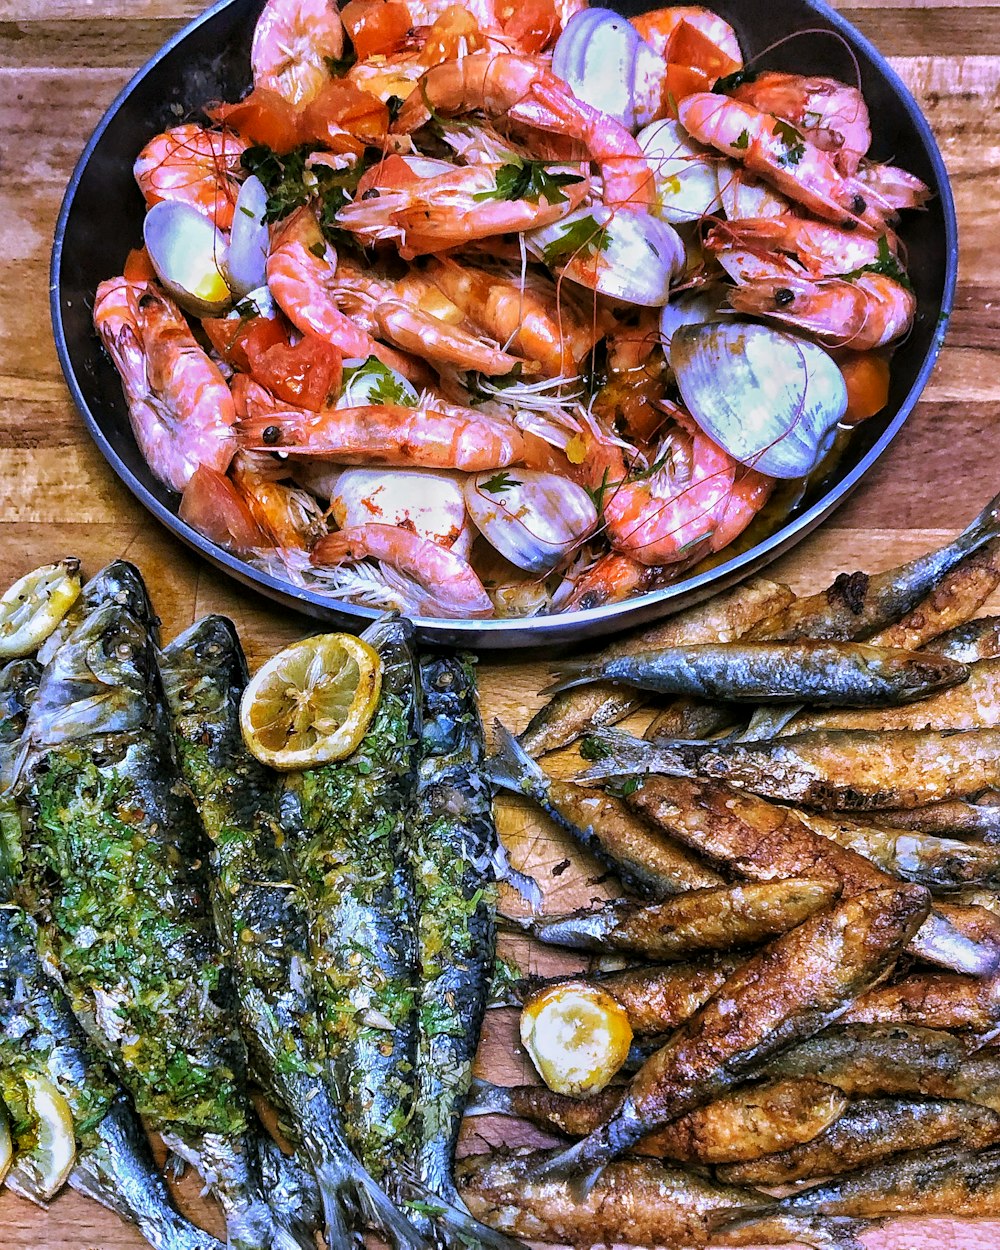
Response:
[0, 1101, 12, 1187]
[520, 981, 633, 1097]
[240, 632, 382, 770]
[0, 559, 83, 659]
[7, 1073, 77, 1201]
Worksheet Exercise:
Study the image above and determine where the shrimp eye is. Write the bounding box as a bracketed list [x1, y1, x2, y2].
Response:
[361, 189, 381, 201]
[774, 287, 795, 307]
[262, 425, 282, 445]
[852, 193, 867, 215]
[138, 292, 158, 310]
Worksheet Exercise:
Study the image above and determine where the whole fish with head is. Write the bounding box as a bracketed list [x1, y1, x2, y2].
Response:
[718, 1095, 1000, 1186]
[798, 809, 1000, 891]
[578, 724, 1000, 811]
[488, 722, 722, 899]
[504, 957, 745, 1034]
[534, 886, 929, 1183]
[406, 654, 527, 1250]
[517, 577, 794, 756]
[504, 879, 838, 958]
[745, 489, 1000, 643]
[456, 1149, 862, 1249]
[278, 617, 421, 1202]
[624, 773, 1000, 973]
[717, 1142, 1000, 1228]
[15, 589, 302, 1250]
[160, 615, 424, 1250]
[465, 1075, 847, 1164]
[545, 641, 967, 706]
[0, 901, 224, 1249]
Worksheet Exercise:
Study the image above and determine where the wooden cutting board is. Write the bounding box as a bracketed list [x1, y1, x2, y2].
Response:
[2, 0, 1000, 1245]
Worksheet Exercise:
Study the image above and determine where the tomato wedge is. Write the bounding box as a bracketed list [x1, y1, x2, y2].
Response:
[667, 19, 741, 81]
[246, 334, 343, 412]
[208, 88, 303, 153]
[497, 0, 560, 54]
[341, 0, 412, 61]
[202, 315, 287, 375]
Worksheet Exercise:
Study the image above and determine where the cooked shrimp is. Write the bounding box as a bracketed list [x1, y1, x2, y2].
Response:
[329, 255, 526, 375]
[678, 92, 886, 232]
[857, 161, 932, 213]
[133, 123, 248, 230]
[727, 271, 916, 350]
[426, 256, 609, 378]
[705, 215, 891, 281]
[729, 72, 871, 175]
[603, 413, 772, 566]
[93, 278, 236, 493]
[230, 450, 326, 548]
[562, 551, 657, 610]
[311, 524, 494, 617]
[631, 5, 742, 65]
[336, 159, 592, 256]
[392, 52, 655, 209]
[251, 0, 344, 106]
[236, 389, 524, 470]
[179, 464, 271, 555]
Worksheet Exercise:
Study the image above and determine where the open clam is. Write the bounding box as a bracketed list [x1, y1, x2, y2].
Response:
[658, 284, 732, 350]
[142, 199, 232, 316]
[670, 323, 848, 479]
[225, 174, 269, 298]
[637, 120, 723, 225]
[464, 469, 597, 574]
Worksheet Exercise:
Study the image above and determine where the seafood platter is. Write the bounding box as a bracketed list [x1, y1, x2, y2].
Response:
[51, 0, 956, 646]
[12, 0, 1000, 1248]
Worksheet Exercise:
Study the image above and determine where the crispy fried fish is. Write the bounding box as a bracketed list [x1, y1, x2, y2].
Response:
[924, 614, 1000, 661]
[489, 722, 721, 898]
[867, 798, 1000, 842]
[535, 887, 928, 1181]
[465, 1076, 847, 1164]
[504, 879, 838, 958]
[161, 616, 422, 1250]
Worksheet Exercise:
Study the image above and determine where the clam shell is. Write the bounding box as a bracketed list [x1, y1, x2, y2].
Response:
[670, 323, 848, 479]
[464, 469, 597, 574]
[225, 175, 269, 298]
[659, 284, 732, 350]
[142, 199, 232, 317]
[328, 467, 473, 557]
[637, 120, 723, 224]
[552, 9, 663, 132]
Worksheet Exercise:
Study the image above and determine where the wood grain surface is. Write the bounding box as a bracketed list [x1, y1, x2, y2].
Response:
[2, 0, 999, 1246]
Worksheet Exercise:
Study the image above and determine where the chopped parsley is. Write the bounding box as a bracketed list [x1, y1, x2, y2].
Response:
[606, 776, 640, 798]
[773, 118, 806, 166]
[341, 356, 416, 406]
[480, 470, 523, 494]
[540, 213, 610, 267]
[472, 160, 584, 205]
[732, 129, 750, 150]
[840, 235, 913, 290]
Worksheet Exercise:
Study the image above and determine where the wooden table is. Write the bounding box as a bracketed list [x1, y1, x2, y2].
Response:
[2, 0, 999, 1245]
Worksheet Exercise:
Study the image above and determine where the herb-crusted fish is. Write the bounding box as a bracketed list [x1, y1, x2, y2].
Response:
[0, 902, 222, 1248]
[16, 590, 299, 1249]
[161, 615, 423, 1250]
[0, 658, 40, 884]
[279, 617, 420, 1198]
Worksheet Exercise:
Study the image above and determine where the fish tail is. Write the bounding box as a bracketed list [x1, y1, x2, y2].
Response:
[537, 661, 607, 698]
[486, 720, 548, 795]
[575, 727, 675, 783]
[415, 1187, 532, 1250]
[463, 1078, 517, 1117]
[342, 1164, 427, 1250]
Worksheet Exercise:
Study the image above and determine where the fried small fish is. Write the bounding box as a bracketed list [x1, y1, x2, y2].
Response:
[625, 773, 1000, 975]
[457, 1149, 861, 1249]
[506, 958, 745, 1035]
[518, 578, 793, 756]
[644, 698, 741, 743]
[545, 642, 966, 706]
[718, 1096, 1000, 1185]
[535, 887, 928, 1181]
[489, 722, 722, 898]
[0, 902, 223, 1249]
[841, 971, 1000, 1032]
[746, 491, 1000, 643]
[923, 614, 1000, 662]
[799, 810, 1000, 890]
[856, 797, 1000, 843]
[579, 724, 1000, 811]
[466, 1076, 847, 1164]
[504, 879, 838, 958]
[783, 656, 1000, 734]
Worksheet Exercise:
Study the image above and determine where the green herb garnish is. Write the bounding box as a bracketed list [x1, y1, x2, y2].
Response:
[540, 214, 610, 267]
[773, 118, 805, 166]
[840, 235, 913, 290]
[480, 471, 523, 494]
[473, 160, 584, 205]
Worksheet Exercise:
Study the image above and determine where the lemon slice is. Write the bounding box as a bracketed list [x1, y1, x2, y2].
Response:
[0, 559, 83, 659]
[240, 632, 382, 770]
[8, 1073, 77, 1201]
[0, 1101, 12, 1187]
[520, 981, 634, 1097]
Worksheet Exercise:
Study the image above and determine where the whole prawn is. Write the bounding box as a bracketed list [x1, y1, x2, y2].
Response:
[133, 123, 248, 230]
[94, 278, 236, 492]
